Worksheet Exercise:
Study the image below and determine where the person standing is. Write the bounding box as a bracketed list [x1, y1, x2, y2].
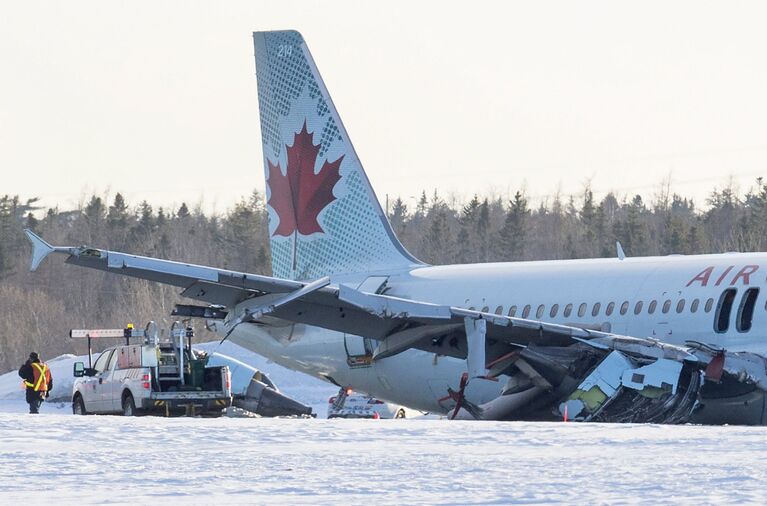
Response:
[18, 352, 53, 414]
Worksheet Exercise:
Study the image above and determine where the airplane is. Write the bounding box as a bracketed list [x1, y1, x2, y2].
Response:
[25, 30, 767, 424]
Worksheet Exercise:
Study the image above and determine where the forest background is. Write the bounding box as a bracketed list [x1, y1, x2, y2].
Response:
[1, 178, 766, 371]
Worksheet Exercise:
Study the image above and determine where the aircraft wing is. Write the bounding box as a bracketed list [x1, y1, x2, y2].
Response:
[25, 230, 302, 306]
[25, 229, 612, 351]
[27, 229, 650, 356]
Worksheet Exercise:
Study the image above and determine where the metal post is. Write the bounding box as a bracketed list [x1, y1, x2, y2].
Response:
[88, 336, 93, 369]
[178, 330, 185, 385]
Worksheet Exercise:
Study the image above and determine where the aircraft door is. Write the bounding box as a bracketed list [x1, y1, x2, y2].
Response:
[344, 334, 374, 368]
[343, 276, 389, 368]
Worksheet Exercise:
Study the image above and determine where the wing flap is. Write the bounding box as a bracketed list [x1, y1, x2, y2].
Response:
[179, 281, 256, 307]
[337, 285, 595, 350]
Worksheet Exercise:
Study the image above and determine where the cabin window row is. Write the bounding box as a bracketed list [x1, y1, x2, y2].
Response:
[476, 287, 761, 334]
[495, 297, 715, 320]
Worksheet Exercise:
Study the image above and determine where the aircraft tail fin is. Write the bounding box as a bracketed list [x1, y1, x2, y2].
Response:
[253, 30, 420, 281]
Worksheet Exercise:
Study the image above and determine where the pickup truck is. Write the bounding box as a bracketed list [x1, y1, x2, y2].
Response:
[72, 339, 232, 416]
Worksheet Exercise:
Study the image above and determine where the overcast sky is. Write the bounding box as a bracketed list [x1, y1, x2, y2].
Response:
[2, 1, 767, 213]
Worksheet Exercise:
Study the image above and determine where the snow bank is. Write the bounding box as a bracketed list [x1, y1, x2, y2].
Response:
[0, 354, 80, 401]
[0, 341, 337, 414]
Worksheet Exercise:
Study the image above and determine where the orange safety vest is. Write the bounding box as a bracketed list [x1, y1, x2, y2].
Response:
[24, 362, 51, 392]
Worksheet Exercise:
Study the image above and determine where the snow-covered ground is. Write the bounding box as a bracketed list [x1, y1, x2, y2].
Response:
[0, 412, 765, 504]
[2, 344, 766, 503]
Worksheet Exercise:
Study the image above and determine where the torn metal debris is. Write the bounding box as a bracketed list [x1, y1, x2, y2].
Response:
[445, 336, 767, 425]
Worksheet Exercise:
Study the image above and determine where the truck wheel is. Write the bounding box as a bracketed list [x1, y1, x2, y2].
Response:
[73, 394, 87, 415]
[122, 393, 138, 416]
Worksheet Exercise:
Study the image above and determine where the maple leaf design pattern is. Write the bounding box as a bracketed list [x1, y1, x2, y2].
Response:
[267, 121, 343, 237]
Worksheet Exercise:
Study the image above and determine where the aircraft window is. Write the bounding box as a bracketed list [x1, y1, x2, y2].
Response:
[662, 300, 671, 313]
[93, 349, 114, 373]
[481, 306, 489, 313]
[705, 298, 714, 312]
[737, 288, 759, 333]
[550, 304, 559, 317]
[564, 304, 573, 317]
[578, 303, 587, 317]
[536, 305, 545, 318]
[620, 301, 629, 315]
[522, 305, 531, 318]
[690, 299, 700, 313]
[676, 299, 685, 313]
[606, 302, 615, 316]
[508, 306, 517, 317]
[494, 306, 503, 315]
[634, 301, 643, 315]
[714, 288, 737, 333]
[592, 303, 601, 317]
[648, 300, 657, 314]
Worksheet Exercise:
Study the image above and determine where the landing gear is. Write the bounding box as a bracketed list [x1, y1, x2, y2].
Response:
[441, 372, 469, 420]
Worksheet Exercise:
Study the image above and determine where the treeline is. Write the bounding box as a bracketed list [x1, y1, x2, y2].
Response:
[1, 179, 767, 371]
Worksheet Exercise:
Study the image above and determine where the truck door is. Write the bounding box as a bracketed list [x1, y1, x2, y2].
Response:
[90, 349, 115, 413]
[102, 350, 121, 412]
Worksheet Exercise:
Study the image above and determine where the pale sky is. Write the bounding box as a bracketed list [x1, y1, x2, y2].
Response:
[2, 1, 767, 213]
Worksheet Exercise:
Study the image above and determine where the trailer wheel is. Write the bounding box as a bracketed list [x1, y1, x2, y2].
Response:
[395, 409, 406, 419]
[73, 394, 87, 415]
[122, 392, 138, 416]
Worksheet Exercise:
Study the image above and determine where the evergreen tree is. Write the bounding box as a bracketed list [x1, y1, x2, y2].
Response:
[499, 191, 529, 261]
[177, 202, 191, 219]
[25, 212, 39, 232]
[107, 193, 129, 228]
[388, 197, 408, 238]
[423, 207, 453, 264]
[580, 186, 597, 256]
[477, 198, 491, 261]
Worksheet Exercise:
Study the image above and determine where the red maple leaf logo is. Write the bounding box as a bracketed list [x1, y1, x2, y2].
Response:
[267, 121, 343, 237]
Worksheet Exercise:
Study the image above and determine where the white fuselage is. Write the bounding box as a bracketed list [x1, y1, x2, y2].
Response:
[221, 253, 767, 413]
